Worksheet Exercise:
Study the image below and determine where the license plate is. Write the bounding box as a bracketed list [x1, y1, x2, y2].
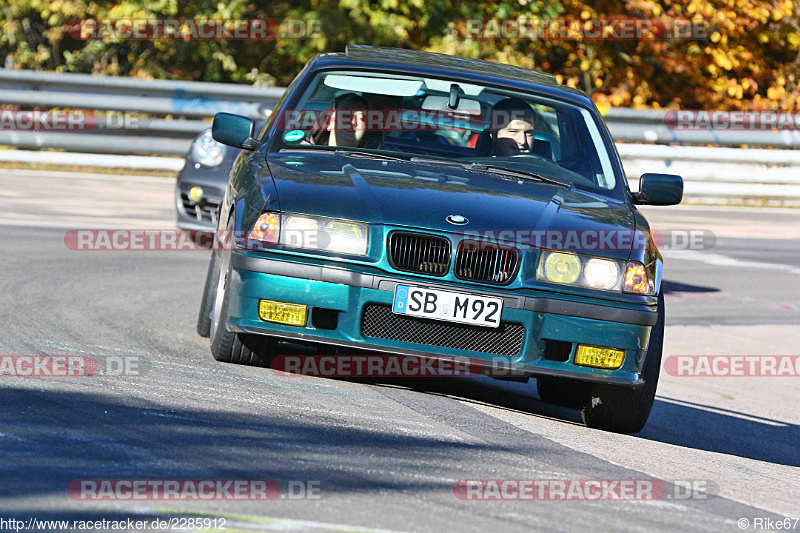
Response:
[392, 285, 503, 328]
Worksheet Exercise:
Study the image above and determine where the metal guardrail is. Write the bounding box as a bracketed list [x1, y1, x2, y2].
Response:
[619, 144, 800, 206]
[603, 108, 800, 149]
[0, 68, 279, 155]
[0, 149, 186, 171]
[0, 68, 283, 116]
[4, 68, 800, 155]
[1, 69, 798, 205]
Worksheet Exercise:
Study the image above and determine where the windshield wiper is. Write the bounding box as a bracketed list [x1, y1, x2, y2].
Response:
[408, 156, 464, 166]
[334, 149, 408, 162]
[412, 157, 572, 189]
[282, 148, 571, 188]
[464, 163, 572, 188]
[279, 146, 406, 162]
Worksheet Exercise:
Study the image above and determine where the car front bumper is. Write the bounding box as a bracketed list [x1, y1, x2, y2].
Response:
[175, 165, 228, 231]
[226, 251, 658, 386]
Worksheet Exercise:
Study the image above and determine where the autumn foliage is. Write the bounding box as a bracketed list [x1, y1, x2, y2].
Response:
[0, 0, 797, 111]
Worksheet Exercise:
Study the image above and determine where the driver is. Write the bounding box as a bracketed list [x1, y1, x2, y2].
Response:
[489, 98, 536, 156]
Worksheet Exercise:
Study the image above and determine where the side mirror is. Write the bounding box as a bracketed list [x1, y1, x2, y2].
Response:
[211, 113, 260, 150]
[633, 173, 683, 206]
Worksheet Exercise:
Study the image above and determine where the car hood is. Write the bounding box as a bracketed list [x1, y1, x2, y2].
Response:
[265, 152, 635, 259]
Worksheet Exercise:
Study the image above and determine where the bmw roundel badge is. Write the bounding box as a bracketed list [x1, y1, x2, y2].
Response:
[446, 214, 469, 225]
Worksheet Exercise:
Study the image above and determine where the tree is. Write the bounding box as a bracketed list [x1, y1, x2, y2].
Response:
[1, 0, 798, 110]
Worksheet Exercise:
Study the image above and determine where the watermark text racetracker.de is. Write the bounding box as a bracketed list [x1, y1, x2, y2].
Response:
[271, 354, 528, 378]
[663, 355, 800, 377]
[0, 355, 145, 377]
[67, 479, 321, 501]
[64, 229, 225, 251]
[0, 110, 146, 131]
[63, 228, 716, 252]
[67, 17, 322, 40]
[454, 17, 711, 41]
[665, 110, 800, 131]
[453, 478, 718, 501]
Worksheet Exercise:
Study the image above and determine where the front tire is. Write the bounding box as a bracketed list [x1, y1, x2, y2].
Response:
[209, 216, 277, 367]
[196, 249, 219, 338]
[581, 291, 665, 433]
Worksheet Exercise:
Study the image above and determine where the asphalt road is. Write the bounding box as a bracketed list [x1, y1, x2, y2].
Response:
[0, 169, 798, 532]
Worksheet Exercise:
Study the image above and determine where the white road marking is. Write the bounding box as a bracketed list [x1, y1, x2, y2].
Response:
[0, 168, 175, 184]
[664, 250, 800, 275]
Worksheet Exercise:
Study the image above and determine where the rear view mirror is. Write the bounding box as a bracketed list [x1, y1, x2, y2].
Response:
[634, 173, 683, 206]
[422, 95, 481, 115]
[212, 113, 260, 150]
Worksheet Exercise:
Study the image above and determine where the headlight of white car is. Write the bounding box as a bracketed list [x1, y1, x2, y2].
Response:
[191, 131, 226, 167]
[536, 250, 654, 295]
[280, 214, 368, 256]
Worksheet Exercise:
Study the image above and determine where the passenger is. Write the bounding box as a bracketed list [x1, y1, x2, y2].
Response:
[311, 93, 368, 148]
[489, 98, 536, 156]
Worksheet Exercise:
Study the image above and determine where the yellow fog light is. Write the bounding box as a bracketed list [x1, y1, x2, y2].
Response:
[575, 345, 625, 369]
[189, 186, 204, 203]
[540, 251, 581, 285]
[258, 300, 308, 327]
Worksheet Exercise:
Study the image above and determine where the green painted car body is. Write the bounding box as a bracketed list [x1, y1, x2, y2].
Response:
[205, 46, 683, 405]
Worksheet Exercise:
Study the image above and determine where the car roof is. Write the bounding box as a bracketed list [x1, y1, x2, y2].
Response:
[309, 45, 591, 103]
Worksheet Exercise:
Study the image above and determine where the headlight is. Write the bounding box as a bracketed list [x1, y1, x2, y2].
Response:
[583, 258, 620, 290]
[537, 250, 654, 294]
[542, 252, 581, 284]
[191, 131, 226, 167]
[279, 215, 368, 255]
[280, 214, 368, 256]
[188, 186, 204, 203]
[282, 215, 319, 249]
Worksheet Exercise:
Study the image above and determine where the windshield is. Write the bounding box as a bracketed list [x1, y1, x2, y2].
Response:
[268, 70, 623, 199]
